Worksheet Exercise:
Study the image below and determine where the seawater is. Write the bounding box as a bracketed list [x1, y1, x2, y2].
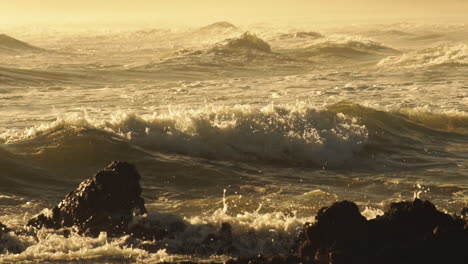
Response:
[0, 21, 467, 263]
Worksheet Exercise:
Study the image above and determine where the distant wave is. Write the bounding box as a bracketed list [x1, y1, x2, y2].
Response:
[0, 34, 42, 54]
[0, 66, 101, 86]
[210, 32, 272, 53]
[408, 33, 445, 41]
[135, 32, 304, 75]
[277, 31, 324, 40]
[377, 43, 468, 68]
[286, 35, 398, 60]
[363, 30, 413, 37]
[197, 21, 238, 32]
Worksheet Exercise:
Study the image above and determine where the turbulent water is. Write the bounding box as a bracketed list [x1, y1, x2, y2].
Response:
[0, 21, 467, 263]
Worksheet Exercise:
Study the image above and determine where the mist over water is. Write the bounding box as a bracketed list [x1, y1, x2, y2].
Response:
[0, 20, 467, 263]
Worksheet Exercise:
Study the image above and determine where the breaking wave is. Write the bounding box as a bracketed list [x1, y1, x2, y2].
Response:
[211, 32, 272, 53]
[137, 32, 302, 75]
[0, 103, 368, 168]
[377, 43, 468, 68]
[288, 35, 398, 59]
[2, 102, 467, 171]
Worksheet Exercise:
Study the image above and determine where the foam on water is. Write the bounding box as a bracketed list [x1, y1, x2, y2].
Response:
[0, 231, 172, 263]
[284, 34, 398, 60]
[0, 190, 404, 263]
[378, 43, 468, 68]
[313, 35, 395, 52]
[1, 103, 369, 167]
[1, 22, 468, 263]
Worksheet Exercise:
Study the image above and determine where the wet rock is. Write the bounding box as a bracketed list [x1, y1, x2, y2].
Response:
[27, 161, 147, 237]
[367, 199, 467, 264]
[233, 199, 466, 264]
[300, 200, 369, 263]
[0, 222, 8, 232]
[299, 199, 467, 264]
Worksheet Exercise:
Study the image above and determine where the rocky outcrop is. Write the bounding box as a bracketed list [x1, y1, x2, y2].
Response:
[227, 199, 467, 264]
[27, 161, 147, 237]
[22, 161, 467, 263]
[298, 199, 467, 264]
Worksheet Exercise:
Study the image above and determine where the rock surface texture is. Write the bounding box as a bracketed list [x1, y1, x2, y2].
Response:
[24, 162, 467, 263]
[229, 199, 467, 264]
[27, 161, 147, 237]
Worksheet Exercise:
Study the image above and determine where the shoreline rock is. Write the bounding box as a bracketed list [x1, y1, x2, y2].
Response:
[27, 161, 147, 237]
[23, 162, 467, 263]
[230, 199, 467, 264]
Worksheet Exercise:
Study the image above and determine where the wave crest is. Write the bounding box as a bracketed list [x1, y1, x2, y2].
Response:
[377, 43, 468, 68]
[1, 104, 369, 167]
[212, 32, 272, 53]
[287, 35, 397, 60]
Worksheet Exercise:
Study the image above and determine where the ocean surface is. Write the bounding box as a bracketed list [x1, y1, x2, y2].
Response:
[0, 21, 467, 263]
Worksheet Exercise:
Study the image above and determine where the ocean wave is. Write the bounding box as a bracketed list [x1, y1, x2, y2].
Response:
[2, 103, 466, 168]
[211, 32, 272, 53]
[363, 30, 413, 37]
[395, 108, 468, 134]
[0, 34, 42, 54]
[135, 32, 304, 76]
[1, 103, 368, 167]
[327, 102, 468, 137]
[286, 35, 398, 60]
[197, 21, 238, 32]
[377, 43, 468, 68]
[277, 31, 324, 40]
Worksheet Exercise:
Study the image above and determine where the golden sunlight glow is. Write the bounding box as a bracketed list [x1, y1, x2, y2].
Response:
[1, 0, 468, 25]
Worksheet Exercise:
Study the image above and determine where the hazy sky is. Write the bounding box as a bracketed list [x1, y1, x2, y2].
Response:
[2, 0, 468, 25]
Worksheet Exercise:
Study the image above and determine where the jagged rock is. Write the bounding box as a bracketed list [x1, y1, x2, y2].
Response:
[27, 161, 147, 237]
[367, 199, 467, 264]
[299, 199, 467, 264]
[299, 200, 369, 263]
[231, 199, 466, 264]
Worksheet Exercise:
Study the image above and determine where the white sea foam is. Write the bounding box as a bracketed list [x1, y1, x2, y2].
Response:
[378, 43, 468, 68]
[0, 231, 172, 263]
[1, 103, 369, 167]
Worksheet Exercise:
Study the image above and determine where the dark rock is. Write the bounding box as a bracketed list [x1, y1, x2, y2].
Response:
[300, 200, 369, 263]
[299, 199, 467, 264]
[227, 254, 302, 264]
[224, 199, 466, 264]
[461, 207, 468, 219]
[27, 161, 147, 237]
[0, 222, 8, 232]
